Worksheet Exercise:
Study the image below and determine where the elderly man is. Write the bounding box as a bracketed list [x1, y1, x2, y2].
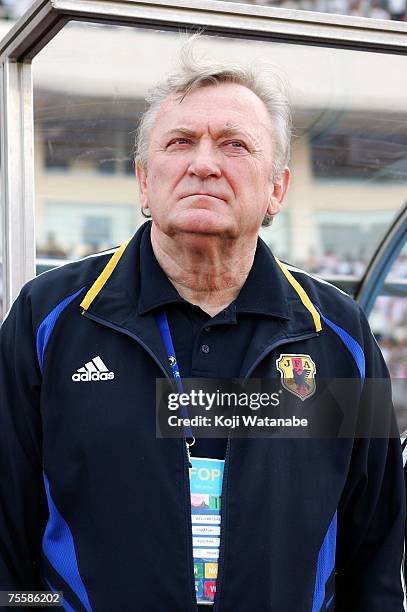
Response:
[0, 46, 405, 611]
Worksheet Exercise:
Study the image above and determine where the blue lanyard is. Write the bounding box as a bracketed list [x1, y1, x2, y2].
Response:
[155, 311, 195, 462]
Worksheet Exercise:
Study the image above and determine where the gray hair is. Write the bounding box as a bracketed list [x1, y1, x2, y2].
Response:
[135, 36, 292, 227]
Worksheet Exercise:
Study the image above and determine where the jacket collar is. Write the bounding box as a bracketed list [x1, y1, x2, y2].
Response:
[137, 223, 292, 320]
[80, 222, 321, 376]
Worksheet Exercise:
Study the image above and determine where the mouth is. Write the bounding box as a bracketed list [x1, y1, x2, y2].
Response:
[183, 193, 226, 202]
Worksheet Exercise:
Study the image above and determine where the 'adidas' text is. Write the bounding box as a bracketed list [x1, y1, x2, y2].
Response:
[72, 356, 115, 382]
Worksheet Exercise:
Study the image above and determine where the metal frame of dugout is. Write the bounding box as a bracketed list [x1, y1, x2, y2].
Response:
[1, 0, 407, 317]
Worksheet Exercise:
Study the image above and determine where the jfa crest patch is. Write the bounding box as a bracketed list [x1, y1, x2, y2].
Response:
[276, 354, 316, 401]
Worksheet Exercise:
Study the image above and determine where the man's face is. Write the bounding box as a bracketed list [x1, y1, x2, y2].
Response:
[137, 82, 289, 242]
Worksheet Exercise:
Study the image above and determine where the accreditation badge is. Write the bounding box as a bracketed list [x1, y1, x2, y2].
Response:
[276, 353, 316, 401]
[189, 457, 224, 605]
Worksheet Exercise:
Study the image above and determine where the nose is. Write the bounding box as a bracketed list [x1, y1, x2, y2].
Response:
[187, 140, 222, 179]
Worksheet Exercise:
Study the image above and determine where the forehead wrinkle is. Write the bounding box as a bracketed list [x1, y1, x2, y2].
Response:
[163, 127, 198, 139]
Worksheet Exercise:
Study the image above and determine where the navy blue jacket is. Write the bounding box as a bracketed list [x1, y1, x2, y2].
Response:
[0, 222, 405, 611]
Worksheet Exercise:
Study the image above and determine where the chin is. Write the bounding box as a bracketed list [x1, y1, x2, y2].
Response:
[168, 209, 234, 237]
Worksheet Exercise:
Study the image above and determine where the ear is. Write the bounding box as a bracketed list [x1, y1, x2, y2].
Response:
[136, 161, 149, 210]
[267, 167, 291, 217]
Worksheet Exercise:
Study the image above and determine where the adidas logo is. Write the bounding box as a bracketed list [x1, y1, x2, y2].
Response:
[72, 356, 115, 382]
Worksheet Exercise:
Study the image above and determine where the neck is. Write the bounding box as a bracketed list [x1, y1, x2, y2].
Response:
[150, 224, 258, 317]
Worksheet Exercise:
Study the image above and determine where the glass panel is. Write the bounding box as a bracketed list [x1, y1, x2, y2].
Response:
[0, 136, 3, 322]
[369, 240, 407, 433]
[33, 24, 407, 280]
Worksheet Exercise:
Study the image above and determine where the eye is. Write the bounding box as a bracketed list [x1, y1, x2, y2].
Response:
[166, 138, 190, 148]
[224, 140, 248, 151]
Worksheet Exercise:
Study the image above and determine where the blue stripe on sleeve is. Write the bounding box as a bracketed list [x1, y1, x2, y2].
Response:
[312, 511, 337, 612]
[36, 287, 86, 372]
[42, 473, 93, 612]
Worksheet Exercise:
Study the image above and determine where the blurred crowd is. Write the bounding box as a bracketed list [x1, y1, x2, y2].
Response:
[295, 248, 368, 277]
[370, 257, 407, 379]
[373, 285, 407, 429]
[36, 233, 108, 261]
[1, 0, 407, 20]
[245, 0, 407, 20]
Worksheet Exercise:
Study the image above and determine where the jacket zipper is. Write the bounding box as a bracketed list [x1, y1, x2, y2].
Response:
[82, 311, 318, 611]
[212, 330, 318, 612]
